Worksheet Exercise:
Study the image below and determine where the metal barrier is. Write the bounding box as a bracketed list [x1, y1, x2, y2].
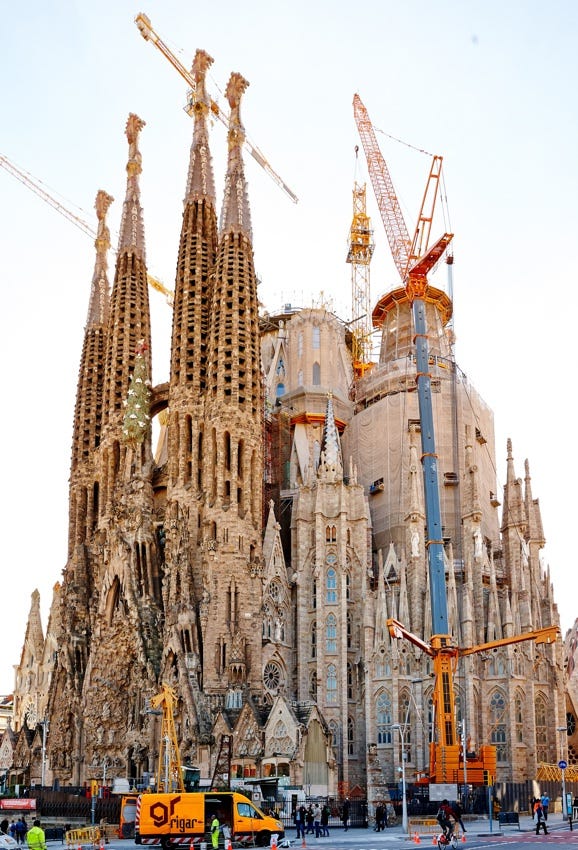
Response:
[65, 827, 103, 847]
[408, 819, 440, 835]
[497, 812, 520, 831]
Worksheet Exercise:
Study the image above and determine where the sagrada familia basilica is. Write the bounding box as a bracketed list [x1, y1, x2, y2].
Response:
[2, 48, 577, 807]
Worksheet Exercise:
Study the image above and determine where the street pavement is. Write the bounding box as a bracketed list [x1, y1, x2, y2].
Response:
[45, 813, 577, 849]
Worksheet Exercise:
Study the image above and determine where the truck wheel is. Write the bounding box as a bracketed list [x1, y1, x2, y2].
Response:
[257, 832, 270, 846]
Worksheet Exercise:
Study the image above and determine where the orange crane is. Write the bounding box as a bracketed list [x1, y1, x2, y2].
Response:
[135, 13, 298, 205]
[0, 153, 174, 306]
[353, 93, 561, 787]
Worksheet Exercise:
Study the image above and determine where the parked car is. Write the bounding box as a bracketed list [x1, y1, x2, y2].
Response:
[0, 836, 18, 850]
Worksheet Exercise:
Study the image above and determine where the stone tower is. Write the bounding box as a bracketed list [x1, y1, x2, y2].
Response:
[46, 114, 163, 785]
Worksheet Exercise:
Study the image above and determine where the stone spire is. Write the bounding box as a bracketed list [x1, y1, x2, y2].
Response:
[68, 190, 113, 554]
[117, 113, 147, 259]
[318, 393, 343, 482]
[219, 73, 252, 239]
[102, 114, 152, 430]
[200, 71, 263, 697]
[184, 49, 217, 205]
[86, 190, 113, 328]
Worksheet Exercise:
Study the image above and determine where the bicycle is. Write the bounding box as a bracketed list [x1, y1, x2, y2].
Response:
[436, 828, 459, 849]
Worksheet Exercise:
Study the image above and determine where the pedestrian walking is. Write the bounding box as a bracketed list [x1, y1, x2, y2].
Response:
[452, 802, 466, 833]
[305, 806, 314, 835]
[320, 804, 330, 837]
[341, 798, 350, 832]
[294, 806, 305, 840]
[535, 803, 548, 836]
[25, 821, 45, 850]
[313, 804, 321, 838]
[15, 819, 27, 845]
[541, 793, 549, 820]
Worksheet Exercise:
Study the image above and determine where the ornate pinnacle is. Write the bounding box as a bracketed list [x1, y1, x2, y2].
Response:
[94, 190, 114, 257]
[225, 72, 249, 148]
[190, 49, 214, 115]
[126, 113, 146, 179]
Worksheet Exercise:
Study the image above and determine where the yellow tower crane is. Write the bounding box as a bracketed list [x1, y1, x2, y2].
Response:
[0, 153, 174, 306]
[134, 12, 298, 204]
[346, 151, 375, 375]
[150, 683, 185, 793]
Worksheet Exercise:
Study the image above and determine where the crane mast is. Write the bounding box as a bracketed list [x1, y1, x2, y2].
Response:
[346, 178, 374, 373]
[150, 684, 185, 793]
[135, 13, 298, 204]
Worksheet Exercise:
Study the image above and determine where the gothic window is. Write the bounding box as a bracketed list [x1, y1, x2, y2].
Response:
[345, 571, 351, 600]
[328, 720, 339, 749]
[312, 326, 320, 349]
[276, 382, 285, 397]
[512, 649, 524, 676]
[325, 525, 337, 542]
[268, 580, 281, 602]
[489, 689, 508, 762]
[347, 717, 355, 755]
[224, 431, 231, 471]
[489, 652, 507, 676]
[514, 690, 524, 743]
[326, 614, 337, 652]
[309, 670, 317, 700]
[312, 579, 317, 610]
[535, 694, 548, 762]
[225, 689, 243, 709]
[376, 655, 391, 678]
[263, 662, 282, 692]
[326, 568, 337, 603]
[377, 690, 393, 744]
[312, 362, 321, 385]
[347, 662, 354, 699]
[311, 622, 317, 659]
[454, 692, 462, 727]
[347, 612, 352, 649]
[326, 664, 337, 703]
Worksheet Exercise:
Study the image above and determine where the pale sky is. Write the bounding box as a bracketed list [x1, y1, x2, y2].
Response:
[1, 0, 577, 694]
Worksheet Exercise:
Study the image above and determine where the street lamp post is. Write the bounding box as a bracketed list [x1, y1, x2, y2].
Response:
[391, 723, 408, 835]
[557, 725, 568, 821]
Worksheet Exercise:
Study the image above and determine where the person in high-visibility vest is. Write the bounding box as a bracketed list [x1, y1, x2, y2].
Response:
[211, 816, 220, 850]
[26, 821, 46, 850]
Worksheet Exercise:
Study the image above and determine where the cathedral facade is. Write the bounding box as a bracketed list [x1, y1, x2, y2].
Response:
[8, 52, 574, 807]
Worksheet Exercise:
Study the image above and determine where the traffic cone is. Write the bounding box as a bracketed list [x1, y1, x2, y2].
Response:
[271, 836, 277, 850]
[301, 836, 306, 848]
[461, 833, 466, 843]
[432, 835, 437, 845]
[415, 834, 421, 844]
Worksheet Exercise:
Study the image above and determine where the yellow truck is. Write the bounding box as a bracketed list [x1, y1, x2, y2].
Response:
[135, 791, 285, 847]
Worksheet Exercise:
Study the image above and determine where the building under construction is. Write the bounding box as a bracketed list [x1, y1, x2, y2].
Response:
[4, 34, 577, 816]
